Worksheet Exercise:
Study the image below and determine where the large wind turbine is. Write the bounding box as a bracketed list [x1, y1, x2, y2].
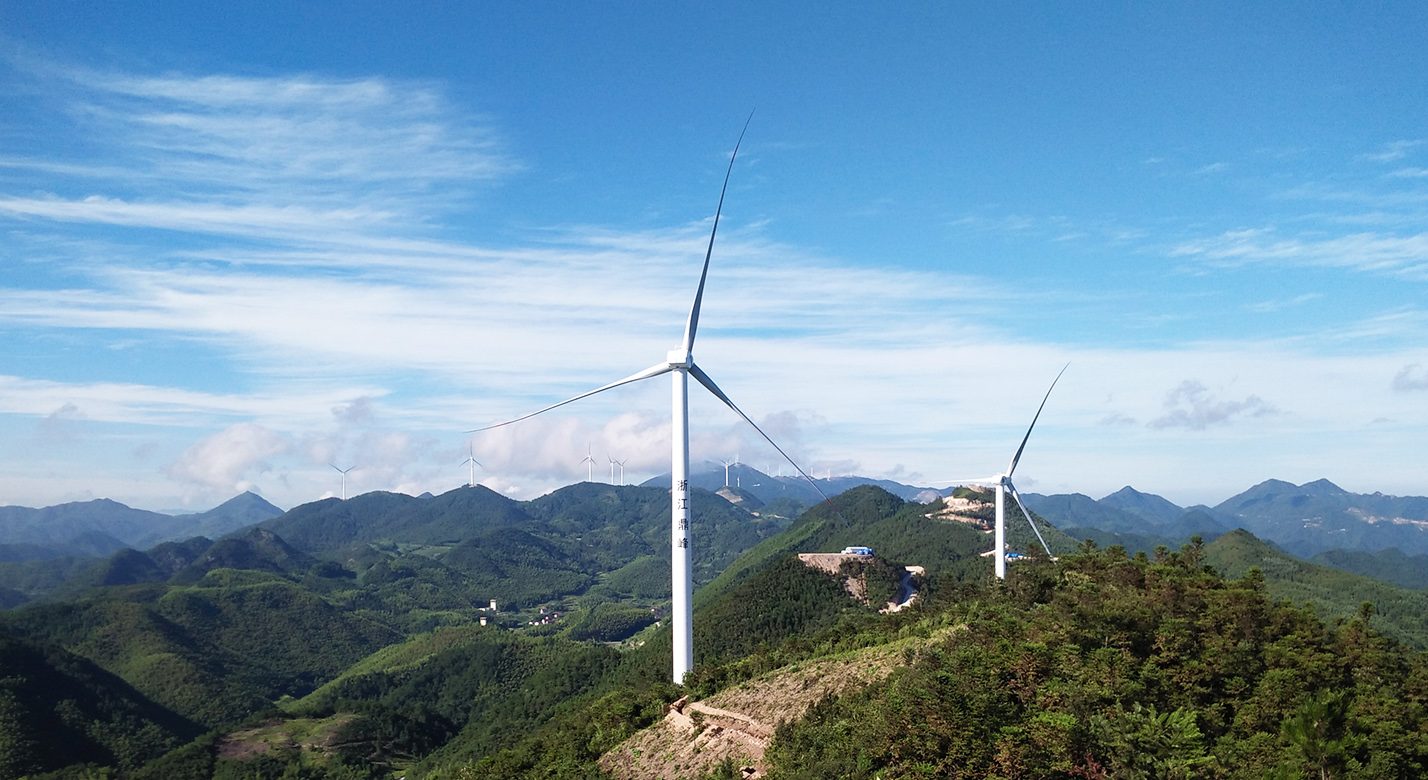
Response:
[943, 364, 1068, 579]
[472, 120, 835, 684]
[331, 464, 355, 501]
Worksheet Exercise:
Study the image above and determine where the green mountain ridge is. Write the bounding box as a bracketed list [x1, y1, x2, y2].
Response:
[10, 481, 1428, 779]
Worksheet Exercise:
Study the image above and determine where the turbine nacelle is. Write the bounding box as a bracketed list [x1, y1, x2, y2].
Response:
[666, 349, 693, 369]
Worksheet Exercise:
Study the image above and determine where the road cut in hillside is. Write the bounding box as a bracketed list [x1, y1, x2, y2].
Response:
[598, 626, 960, 780]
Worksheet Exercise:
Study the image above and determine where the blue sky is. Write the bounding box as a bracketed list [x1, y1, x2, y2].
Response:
[2, 2, 1427, 511]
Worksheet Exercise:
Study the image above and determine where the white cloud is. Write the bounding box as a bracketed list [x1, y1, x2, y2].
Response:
[1393, 364, 1428, 392]
[332, 397, 378, 426]
[36, 402, 86, 444]
[167, 422, 289, 493]
[1147, 380, 1277, 431]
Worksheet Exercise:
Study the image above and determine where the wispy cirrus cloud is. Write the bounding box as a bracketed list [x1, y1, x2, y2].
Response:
[1170, 228, 1428, 279]
[53, 66, 511, 193]
[1360, 140, 1425, 163]
[2, 64, 516, 244]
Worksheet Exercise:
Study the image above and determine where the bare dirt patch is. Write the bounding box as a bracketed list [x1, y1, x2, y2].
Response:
[599, 627, 960, 780]
[215, 714, 357, 761]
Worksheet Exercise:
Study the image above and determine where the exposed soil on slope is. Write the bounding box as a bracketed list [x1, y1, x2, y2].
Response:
[599, 628, 959, 780]
[215, 714, 357, 761]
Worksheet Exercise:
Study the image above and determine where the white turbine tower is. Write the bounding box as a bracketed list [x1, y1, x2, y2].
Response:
[580, 444, 596, 483]
[719, 457, 736, 487]
[608, 455, 618, 484]
[472, 120, 836, 684]
[942, 364, 1068, 580]
[331, 464, 354, 501]
[461, 444, 482, 487]
[614, 458, 627, 486]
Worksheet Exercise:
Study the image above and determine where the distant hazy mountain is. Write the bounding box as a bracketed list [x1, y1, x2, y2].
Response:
[1098, 486, 1187, 525]
[1024, 478, 1428, 571]
[640, 462, 935, 506]
[1311, 547, 1428, 590]
[1019, 492, 1149, 534]
[0, 492, 283, 561]
[1213, 479, 1428, 558]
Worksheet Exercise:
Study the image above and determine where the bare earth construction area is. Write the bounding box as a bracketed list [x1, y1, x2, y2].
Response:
[598, 628, 959, 779]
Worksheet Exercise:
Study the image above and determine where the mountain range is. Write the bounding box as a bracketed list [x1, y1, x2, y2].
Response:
[1020, 478, 1428, 560]
[0, 491, 283, 562]
[7, 471, 1428, 569]
[3, 476, 1428, 778]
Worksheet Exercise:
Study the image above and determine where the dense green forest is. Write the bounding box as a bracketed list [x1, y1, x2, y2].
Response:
[4, 483, 1428, 779]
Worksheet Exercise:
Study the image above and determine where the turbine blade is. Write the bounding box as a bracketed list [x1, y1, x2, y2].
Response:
[1007, 363, 1069, 477]
[688, 363, 845, 523]
[682, 113, 754, 352]
[468, 362, 672, 433]
[1008, 482, 1055, 559]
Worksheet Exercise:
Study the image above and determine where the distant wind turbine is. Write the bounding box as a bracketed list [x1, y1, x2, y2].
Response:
[614, 458, 627, 486]
[471, 118, 837, 684]
[940, 364, 1068, 579]
[461, 444, 482, 487]
[580, 444, 596, 483]
[331, 464, 355, 501]
[608, 455, 619, 484]
[719, 457, 736, 487]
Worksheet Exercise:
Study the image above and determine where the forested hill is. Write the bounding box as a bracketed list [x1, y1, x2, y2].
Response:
[459, 506, 1428, 779]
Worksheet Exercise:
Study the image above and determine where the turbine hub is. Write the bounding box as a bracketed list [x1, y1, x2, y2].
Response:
[666, 349, 692, 369]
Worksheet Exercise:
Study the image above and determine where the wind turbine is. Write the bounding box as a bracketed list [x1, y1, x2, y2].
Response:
[580, 444, 596, 483]
[614, 458, 628, 486]
[461, 444, 482, 487]
[331, 464, 354, 501]
[471, 119, 837, 684]
[942, 364, 1068, 580]
[719, 457, 736, 487]
[608, 455, 619, 484]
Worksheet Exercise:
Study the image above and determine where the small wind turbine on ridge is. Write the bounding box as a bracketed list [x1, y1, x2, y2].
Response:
[719, 457, 736, 487]
[331, 464, 355, 501]
[461, 444, 482, 488]
[938, 364, 1068, 580]
[580, 444, 596, 483]
[469, 116, 839, 684]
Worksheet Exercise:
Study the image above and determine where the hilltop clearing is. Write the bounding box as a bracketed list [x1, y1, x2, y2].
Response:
[600, 626, 961, 779]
